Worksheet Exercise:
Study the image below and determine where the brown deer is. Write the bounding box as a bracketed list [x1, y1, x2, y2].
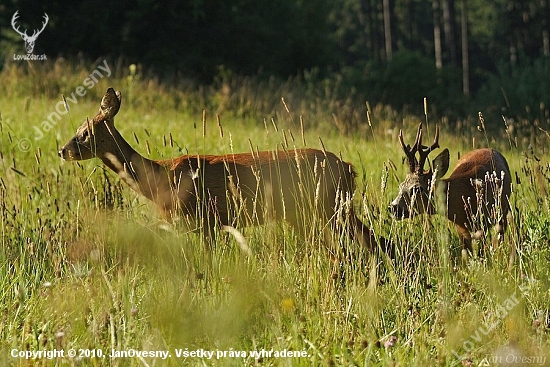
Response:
[389, 122, 511, 254]
[59, 88, 392, 255]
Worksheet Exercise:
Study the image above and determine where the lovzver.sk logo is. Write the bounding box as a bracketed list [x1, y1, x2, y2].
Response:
[11, 10, 48, 60]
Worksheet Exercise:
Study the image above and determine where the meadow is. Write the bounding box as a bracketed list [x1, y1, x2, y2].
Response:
[0, 60, 549, 366]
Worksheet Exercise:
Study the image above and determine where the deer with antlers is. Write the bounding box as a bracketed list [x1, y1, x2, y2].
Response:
[59, 88, 393, 256]
[389, 123, 511, 254]
[11, 11, 49, 54]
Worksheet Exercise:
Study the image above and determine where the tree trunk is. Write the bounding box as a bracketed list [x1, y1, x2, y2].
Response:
[383, 0, 392, 61]
[442, 0, 458, 65]
[404, 0, 414, 49]
[363, 0, 380, 64]
[433, 0, 443, 69]
[544, 30, 550, 56]
[544, 0, 550, 56]
[461, 0, 469, 96]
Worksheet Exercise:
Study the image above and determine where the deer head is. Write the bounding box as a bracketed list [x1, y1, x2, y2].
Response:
[59, 88, 122, 161]
[11, 11, 49, 54]
[389, 123, 450, 218]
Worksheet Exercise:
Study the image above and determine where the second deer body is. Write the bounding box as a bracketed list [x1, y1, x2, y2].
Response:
[389, 123, 511, 253]
[59, 88, 392, 254]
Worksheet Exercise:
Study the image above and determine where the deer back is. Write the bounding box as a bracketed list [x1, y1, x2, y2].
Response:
[161, 149, 356, 228]
[443, 148, 511, 228]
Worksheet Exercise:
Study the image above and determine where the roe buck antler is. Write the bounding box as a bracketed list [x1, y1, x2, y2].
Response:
[59, 88, 393, 256]
[398, 122, 440, 174]
[390, 122, 511, 254]
[11, 11, 49, 54]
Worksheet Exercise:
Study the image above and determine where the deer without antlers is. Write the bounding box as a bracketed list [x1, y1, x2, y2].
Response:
[59, 88, 393, 255]
[389, 123, 511, 254]
[11, 11, 49, 54]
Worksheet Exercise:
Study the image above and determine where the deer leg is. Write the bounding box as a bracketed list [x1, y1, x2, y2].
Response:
[493, 213, 511, 261]
[496, 214, 508, 240]
[198, 196, 222, 249]
[455, 224, 473, 254]
[498, 213, 516, 268]
[350, 215, 394, 258]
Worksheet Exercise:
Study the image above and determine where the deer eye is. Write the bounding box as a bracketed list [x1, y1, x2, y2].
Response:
[81, 129, 90, 141]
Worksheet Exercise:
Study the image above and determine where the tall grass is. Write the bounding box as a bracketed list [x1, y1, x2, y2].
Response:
[0, 60, 549, 366]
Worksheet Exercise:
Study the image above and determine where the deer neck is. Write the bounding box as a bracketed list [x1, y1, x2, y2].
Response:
[97, 127, 169, 203]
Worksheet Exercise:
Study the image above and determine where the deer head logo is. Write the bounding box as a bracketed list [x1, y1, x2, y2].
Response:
[11, 11, 49, 54]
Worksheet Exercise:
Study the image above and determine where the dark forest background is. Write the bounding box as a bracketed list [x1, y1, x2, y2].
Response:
[1, 0, 549, 124]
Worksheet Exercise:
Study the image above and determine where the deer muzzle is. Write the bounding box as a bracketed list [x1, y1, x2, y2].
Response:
[58, 142, 82, 161]
[58, 146, 70, 160]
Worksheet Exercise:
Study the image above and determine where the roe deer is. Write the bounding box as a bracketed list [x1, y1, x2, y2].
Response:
[59, 88, 392, 255]
[389, 123, 511, 254]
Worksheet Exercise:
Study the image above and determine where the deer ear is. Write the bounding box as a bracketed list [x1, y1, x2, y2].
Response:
[432, 148, 450, 179]
[99, 88, 122, 120]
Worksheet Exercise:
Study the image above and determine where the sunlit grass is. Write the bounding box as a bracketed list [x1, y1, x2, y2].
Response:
[0, 61, 549, 366]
